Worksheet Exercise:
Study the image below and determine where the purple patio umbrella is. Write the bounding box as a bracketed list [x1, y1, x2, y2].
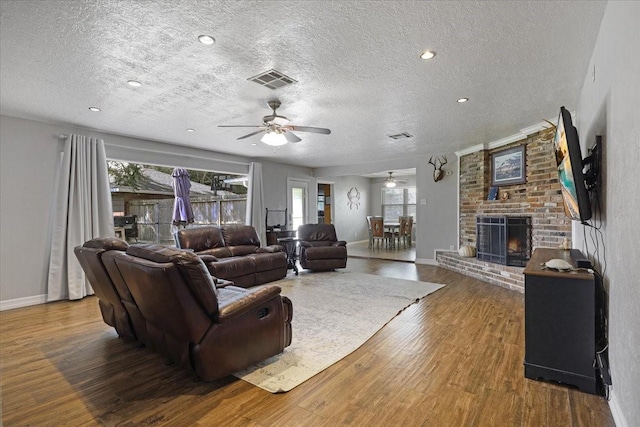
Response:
[171, 168, 194, 226]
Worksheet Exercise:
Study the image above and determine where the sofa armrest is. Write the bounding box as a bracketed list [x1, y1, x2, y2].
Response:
[198, 254, 219, 263]
[333, 241, 347, 247]
[256, 245, 283, 253]
[300, 241, 313, 248]
[217, 285, 283, 322]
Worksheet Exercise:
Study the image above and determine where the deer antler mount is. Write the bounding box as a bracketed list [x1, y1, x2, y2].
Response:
[428, 155, 448, 182]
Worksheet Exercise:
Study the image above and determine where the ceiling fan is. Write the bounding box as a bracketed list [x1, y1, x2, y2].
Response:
[375, 172, 409, 188]
[218, 100, 331, 146]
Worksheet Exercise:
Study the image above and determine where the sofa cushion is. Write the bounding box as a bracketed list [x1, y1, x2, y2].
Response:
[205, 256, 255, 279]
[303, 246, 347, 260]
[228, 245, 259, 257]
[298, 224, 338, 242]
[113, 253, 213, 344]
[222, 225, 261, 247]
[247, 252, 287, 271]
[256, 245, 284, 253]
[126, 244, 219, 317]
[198, 247, 233, 258]
[175, 226, 225, 252]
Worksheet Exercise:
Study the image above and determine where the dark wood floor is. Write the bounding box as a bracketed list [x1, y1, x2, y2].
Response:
[0, 258, 614, 426]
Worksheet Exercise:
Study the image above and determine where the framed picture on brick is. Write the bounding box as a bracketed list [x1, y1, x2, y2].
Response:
[491, 145, 526, 186]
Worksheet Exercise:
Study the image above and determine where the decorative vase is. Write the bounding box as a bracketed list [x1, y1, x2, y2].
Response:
[458, 245, 476, 257]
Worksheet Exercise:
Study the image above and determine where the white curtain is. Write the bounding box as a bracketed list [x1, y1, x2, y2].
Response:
[47, 135, 114, 301]
[245, 162, 266, 244]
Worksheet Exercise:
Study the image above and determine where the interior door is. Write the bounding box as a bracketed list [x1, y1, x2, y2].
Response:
[287, 178, 309, 232]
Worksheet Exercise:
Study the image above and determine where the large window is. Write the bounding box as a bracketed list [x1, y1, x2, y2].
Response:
[382, 187, 416, 221]
[109, 162, 247, 244]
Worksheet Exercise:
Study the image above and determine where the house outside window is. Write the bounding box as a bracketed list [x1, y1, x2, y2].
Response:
[382, 187, 416, 221]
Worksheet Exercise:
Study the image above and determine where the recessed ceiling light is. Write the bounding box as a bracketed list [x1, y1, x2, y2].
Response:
[88, 107, 101, 112]
[251, 142, 257, 146]
[198, 35, 215, 45]
[420, 50, 436, 60]
[186, 128, 195, 132]
[127, 80, 142, 87]
[457, 98, 469, 103]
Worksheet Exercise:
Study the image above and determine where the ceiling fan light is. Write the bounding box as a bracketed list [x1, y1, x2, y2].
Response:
[384, 171, 397, 187]
[261, 131, 288, 146]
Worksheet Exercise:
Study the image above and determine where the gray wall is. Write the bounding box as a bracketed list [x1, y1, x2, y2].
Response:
[575, 2, 640, 425]
[330, 176, 371, 243]
[261, 159, 315, 227]
[0, 116, 65, 302]
[415, 158, 459, 262]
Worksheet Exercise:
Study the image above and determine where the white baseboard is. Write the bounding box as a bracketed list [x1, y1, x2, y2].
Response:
[415, 258, 438, 265]
[0, 294, 47, 311]
[609, 390, 629, 427]
[349, 239, 370, 245]
[416, 249, 455, 266]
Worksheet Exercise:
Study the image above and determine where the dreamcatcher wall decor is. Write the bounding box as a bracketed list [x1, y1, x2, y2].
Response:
[347, 187, 360, 210]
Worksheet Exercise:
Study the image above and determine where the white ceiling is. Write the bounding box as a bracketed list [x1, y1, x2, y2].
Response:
[0, 1, 606, 170]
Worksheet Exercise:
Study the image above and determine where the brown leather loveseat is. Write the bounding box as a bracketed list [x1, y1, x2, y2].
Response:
[175, 225, 287, 287]
[298, 224, 347, 271]
[75, 238, 293, 381]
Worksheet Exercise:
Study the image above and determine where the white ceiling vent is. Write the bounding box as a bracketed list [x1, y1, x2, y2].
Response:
[388, 132, 413, 140]
[248, 69, 297, 90]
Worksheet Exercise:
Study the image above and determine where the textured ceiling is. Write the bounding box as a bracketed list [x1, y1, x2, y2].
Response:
[0, 1, 606, 169]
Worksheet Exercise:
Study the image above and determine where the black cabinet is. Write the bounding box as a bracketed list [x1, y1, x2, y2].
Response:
[523, 248, 604, 395]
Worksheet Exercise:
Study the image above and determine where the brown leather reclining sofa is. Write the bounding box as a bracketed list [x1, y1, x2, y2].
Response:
[175, 225, 287, 287]
[74, 237, 293, 381]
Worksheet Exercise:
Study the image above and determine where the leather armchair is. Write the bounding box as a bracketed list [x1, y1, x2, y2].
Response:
[298, 224, 347, 271]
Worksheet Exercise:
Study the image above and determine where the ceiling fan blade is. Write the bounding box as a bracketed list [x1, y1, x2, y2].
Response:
[288, 125, 331, 135]
[218, 125, 263, 128]
[237, 129, 266, 140]
[284, 131, 302, 143]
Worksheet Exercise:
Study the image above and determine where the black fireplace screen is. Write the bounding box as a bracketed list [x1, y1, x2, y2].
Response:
[476, 216, 532, 266]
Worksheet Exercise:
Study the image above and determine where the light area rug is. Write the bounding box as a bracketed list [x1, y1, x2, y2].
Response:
[233, 271, 445, 393]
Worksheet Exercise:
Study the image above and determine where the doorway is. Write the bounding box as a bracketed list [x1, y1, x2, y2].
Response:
[287, 178, 309, 231]
[317, 183, 333, 224]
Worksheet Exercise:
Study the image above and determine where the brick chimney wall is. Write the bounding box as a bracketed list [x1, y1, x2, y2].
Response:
[459, 131, 572, 250]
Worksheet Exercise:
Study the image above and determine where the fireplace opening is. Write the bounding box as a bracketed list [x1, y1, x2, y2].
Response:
[476, 216, 532, 266]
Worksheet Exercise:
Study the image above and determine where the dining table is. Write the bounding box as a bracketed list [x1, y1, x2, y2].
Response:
[383, 222, 400, 248]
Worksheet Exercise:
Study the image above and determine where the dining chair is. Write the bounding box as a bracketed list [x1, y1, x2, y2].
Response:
[406, 216, 414, 246]
[369, 217, 391, 249]
[397, 216, 409, 248]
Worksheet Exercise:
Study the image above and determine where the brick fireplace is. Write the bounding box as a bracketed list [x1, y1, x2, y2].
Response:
[437, 130, 572, 292]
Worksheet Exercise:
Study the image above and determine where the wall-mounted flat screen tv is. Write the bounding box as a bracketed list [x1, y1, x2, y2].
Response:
[553, 106, 592, 222]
